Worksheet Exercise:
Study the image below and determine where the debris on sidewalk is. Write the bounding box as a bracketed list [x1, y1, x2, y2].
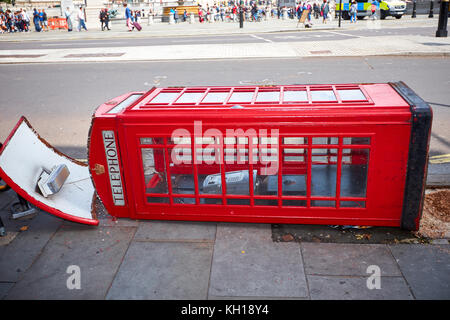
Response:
[415, 189, 450, 239]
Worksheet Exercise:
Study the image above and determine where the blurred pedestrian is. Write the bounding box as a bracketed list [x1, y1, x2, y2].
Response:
[32, 8, 41, 32]
[124, 3, 133, 31]
[77, 6, 87, 31]
[65, 6, 73, 31]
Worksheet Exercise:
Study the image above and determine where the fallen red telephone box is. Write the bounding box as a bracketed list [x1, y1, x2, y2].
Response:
[88, 82, 432, 230]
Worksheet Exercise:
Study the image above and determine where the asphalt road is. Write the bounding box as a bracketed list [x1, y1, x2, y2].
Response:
[0, 26, 437, 50]
[0, 56, 448, 159]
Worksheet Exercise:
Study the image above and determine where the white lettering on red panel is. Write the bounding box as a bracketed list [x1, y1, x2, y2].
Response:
[102, 130, 125, 206]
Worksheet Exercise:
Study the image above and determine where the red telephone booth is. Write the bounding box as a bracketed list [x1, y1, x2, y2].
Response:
[88, 82, 432, 230]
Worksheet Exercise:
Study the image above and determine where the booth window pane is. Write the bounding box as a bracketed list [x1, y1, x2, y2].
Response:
[199, 165, 223, 195]
[283, 137, 307, 145]
[338, 89, 366, 101]
[142, 148, 168, 194]
[281, 148, 307, 197]
[340, 149, 370, 198]
[340, 200, 366, 208]
[310, 90, 336, 101]
[311, 200, 336, 207]
[202, 92, 229, 103]
[147, 197, 169, 204]
[169, 148, 195, 195]
[256, 91, 280, 102]
[312, 137, 338, 145]
[283, 90, 308, 102]
[149, 92, 179, 104]
[283, 200, 307, 207]
[175, 92, 204, 104]
[343, 137, 371, 145]
[229, 91, 254, 103]
[311, 149, 337, 197]
[140, 137, 164, 145]
[200, 198, 223, 205]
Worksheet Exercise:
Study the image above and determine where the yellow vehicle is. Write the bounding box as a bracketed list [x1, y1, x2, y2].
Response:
[379, 0, 407, 19]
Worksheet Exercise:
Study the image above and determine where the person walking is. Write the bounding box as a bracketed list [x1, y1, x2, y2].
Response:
[42, 9, 48, 31]
[65, 6, 73, 31]
[32, 8, 41, 32]
[124, 3, 133, 31]
[22, 9, 30, 31]
[77, 6, 87, 31]
[370, 0, 377, 19]
[321, 0, 329, 23]
[350, 0, 357, 23]
[104, 8, 110, 30]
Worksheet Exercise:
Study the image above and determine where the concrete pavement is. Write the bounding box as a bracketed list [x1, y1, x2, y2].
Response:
[0, 16, 449, 63]
[0, 188, 449, 300]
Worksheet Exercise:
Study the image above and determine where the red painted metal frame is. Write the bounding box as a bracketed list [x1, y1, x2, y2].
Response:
[89, 83, 414, 227]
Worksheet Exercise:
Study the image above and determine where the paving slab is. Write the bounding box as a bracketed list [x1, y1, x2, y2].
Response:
[0, 211, 62, 282]
[208, 223, 308, 299]
[301, 243, 401, 276]
[134, 220, 216, 242]
[388, 244, 450, 299]
[308, 275, 414, 300]
[4, 225, 135, 299]
[106, 241, 213, 299]
[0, 282, 14, 299]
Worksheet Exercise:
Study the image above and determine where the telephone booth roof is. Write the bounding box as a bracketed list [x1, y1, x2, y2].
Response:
[94, 83, 412, 123]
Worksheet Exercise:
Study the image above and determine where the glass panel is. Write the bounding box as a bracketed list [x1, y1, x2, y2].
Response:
[283, 137, 307, 145]
[173, 197, 196, 205]
[147, 197, 169, 204]
[311, 148, 337, 197]
[284, 148, 305, 162]
[142, 148, 168, 194]
[199, 165, 222, 195]
[253, 145, 278, 204]
[148, 92, 179, 104]
[312, 148, 337, 164]
[312, 137, 338, 145]
[168, 136, 191, 145]
[340, 200, 366, 208]
[140, 137, 164, 145]
[169, 148, 195, 195]
[107, 94, 142, 114]
[224, 169, 255, 195]
[343, 137, 371, 145]
[338, 89, 366, 101]
[228, 91, 254, 103]
[202, 92, 229, 103]
[282, 148, 307, 196]
[283, 199, 307, 207]
[310, 90, 336, 101]
[227, 199, 250, 205]
[283, 90, 308, 102]
[200, 198, 223, 205]
[255, 199, 278, 206]
[340, 149, 370, 198]
[311, 200, 336, 207]
[256, 91, 280, 102]
[175, 92, 204, 104]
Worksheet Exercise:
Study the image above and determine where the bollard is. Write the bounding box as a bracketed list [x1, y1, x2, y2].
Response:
[428, 0, 434, 18]
[435, 0, 449, 37]
[148, 15, 154, 25]
[190, 13, 195, 23]
[412, 0, 417, 18]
